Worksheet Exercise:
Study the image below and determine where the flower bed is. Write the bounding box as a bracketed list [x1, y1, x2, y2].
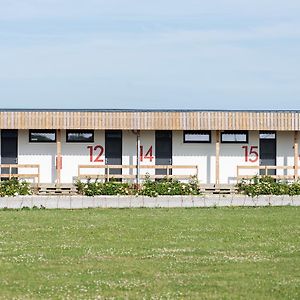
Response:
[76, 176, 201, 197]
[236, 176, 300, 197]
[0, 179, 32, 197]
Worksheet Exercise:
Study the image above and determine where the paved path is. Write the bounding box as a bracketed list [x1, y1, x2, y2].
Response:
[0, 195, 299, 209]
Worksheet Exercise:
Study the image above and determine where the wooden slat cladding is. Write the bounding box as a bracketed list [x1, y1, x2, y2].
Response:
[0, 111, 299, 131]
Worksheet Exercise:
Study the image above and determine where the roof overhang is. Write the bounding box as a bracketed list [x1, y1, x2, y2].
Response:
[0, 110, 299, 131]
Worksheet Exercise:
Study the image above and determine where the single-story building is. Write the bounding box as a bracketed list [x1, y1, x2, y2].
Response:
[0, 109, 299, 185]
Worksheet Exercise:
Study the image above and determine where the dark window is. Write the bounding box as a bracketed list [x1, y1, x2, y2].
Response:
[259, 131, 276, 175]
[221, 131, 248, 143]
[66, 130, 94, 143]
[29, 130, 56, 143]
[259, 132, 276, 139]
[183, 131, 211, 143]
[1, 130, 18, 177]
[106, 131, 122, 139]
[105, 130, 122, 180]
[155, 130, 172, 177]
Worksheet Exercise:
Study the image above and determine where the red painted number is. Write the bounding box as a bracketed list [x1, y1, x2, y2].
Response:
[88, 146, 93, 162]
[87, 145, 104, 162]
[56, 157, 62, 169]
[242, 145, 259, 163]
[140, 145, 153, 162]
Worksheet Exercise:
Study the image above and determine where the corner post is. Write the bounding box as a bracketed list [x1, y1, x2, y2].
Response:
[56, 129, 62, 185]
[136, 130, 141, 185]
[294, 131, 299, 180]
[215, 130, 220, 185]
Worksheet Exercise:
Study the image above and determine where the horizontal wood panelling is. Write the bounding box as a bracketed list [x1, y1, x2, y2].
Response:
[0, 111, 299, 131]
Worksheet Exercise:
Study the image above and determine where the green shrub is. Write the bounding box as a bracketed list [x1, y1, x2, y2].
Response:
[75, 176, 201, 197]
[289, 181, 300, 195]
[139, 176, 201, 197]
[0, 179, 32, 197]
[75, 179, 135, 196]
[236, 176, 300, 197]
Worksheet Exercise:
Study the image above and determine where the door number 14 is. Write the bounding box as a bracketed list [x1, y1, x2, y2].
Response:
[140, 145, 153, 162]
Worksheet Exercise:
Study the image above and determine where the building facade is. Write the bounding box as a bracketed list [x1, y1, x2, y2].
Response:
[0, 109, 299, 185]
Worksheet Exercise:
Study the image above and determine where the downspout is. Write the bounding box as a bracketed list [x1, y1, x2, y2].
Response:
[56, 129, 62, 185]
[215, 130, 220, 185]
[294, 131, 299, 181]
[136, 130, 141, 186]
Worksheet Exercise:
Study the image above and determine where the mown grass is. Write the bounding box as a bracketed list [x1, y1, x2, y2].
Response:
[0, 207, 299, 299]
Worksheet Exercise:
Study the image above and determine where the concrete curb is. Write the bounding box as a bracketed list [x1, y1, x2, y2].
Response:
[0, 195, 299, 209]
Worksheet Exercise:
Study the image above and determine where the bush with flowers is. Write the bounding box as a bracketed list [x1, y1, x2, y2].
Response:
[138, 175, 201, 197]
[76, 179, 134, 196]
[75, 175, 201, 197]
[236, 175, 300, 197]
[0, 178, 32, 197]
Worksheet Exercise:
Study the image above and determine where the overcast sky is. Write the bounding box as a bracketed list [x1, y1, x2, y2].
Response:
[0, 0, 299, 110]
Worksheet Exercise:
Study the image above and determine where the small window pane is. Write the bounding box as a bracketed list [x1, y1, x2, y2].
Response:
[106, 130, 122, 139]
[67, 131, 94, 142]
[221, 131, 248, 143]
[30, 131, 56, 142]
[184, 131, 211, 143]
[260, 132, 276, 139]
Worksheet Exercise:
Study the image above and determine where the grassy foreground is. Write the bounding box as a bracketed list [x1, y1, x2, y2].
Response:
[0, 208, 299, 299]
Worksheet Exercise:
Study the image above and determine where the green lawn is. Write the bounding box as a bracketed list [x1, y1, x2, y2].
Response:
[0, 207, 299, 299]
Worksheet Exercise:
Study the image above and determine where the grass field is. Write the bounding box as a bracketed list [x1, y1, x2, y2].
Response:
[0, 207, 299, 299]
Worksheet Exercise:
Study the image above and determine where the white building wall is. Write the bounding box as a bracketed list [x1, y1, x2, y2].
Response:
[61, 130, 105, 183]
[173, 130, 264, 184]
[18, 130, 157, 184]
[139, 131, 156, 178]
[172, 130, 215, 184]
[18, 130, 57, 183]
[18, 130, 106, 184]
[122, 130, 135, 179]
[15, 129, 300, 184]
[122, 130, 155, 180]
[220, 131, 259, 184]
[276, 131, 295, 177]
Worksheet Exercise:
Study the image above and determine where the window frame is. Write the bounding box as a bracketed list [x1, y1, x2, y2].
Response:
[259, 131, 276, 140]
[183, 130, 211, 143]
[66, 130, 95, 143]
[221, 131, 248, 144]
[29, 130, 57, 143]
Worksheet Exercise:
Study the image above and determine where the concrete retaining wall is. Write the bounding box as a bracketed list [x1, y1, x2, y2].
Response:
[0, 195, 299, 209]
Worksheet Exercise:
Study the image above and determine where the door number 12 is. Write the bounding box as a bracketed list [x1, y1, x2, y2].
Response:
[87, 145, 104, 162]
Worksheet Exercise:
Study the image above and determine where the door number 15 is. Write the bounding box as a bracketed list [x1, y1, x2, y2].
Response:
[242, 146, 259, 163]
